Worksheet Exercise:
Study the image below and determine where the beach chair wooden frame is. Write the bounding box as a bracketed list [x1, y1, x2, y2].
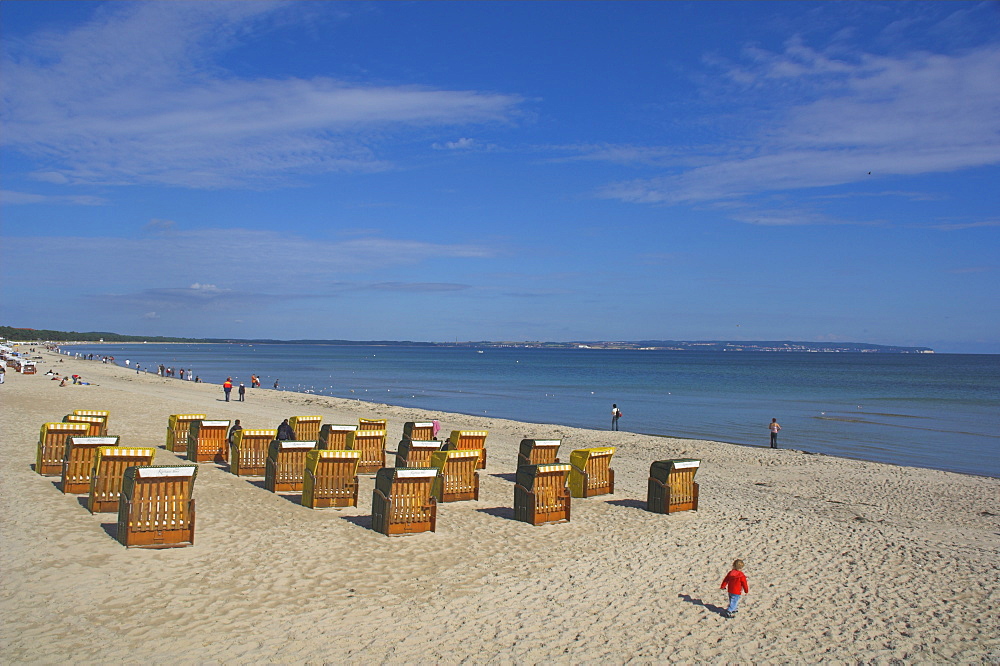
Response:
[167, 414, 205, 453]
[371, 468, 438, 536]
[358, 418, 387, 431]
[318, 424, 357, 450]
[289, 415, 323, 441]
[517, 439, 562, 467]
[73, 409, 110, 430]
[647, 459, 700, 514]
[402, 421, 435, 441]
[63, 414, 108, 437]
[61, 436, 120, 494]
[116, 465, 197, 548]
[446, 430, 488, 469]
[230, 429, 278, 477]
[430, 449, 481, 502]
[347, 429, 387, 474]
[186, 420, 231, 463]
[514, 464, 572, 526]
[36, 422, 91, 476]
[265, 440, 316, 492]
[88, 447, 156, 513]
[568, 447, 616, 498]
[301, 449, 362, 508]
[394, 439, 442, 468]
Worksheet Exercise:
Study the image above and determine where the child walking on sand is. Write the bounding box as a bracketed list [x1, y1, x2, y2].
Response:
[720, 559, 749, 618]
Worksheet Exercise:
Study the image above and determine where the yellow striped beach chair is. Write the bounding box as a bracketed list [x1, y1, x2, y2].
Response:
[446, 430, 488, 469]
[318, 424, 357, 450]
[187, 420, 230, 463]
[289, 415, 323, 441]
[265, 440, 316, 492]
[116, 465, 197, 548]
[347, 429, 387, 474]
[62, 436, 120, 494]
[89, 446, 156, 513]
[36, 422, 91, 476]
[301, 449, 362, 509]
[430, 449, 481, 502]
[371, 468, 438, 536]
[514, 463, 572, 526]
[230, 429, 278, 476]
[167, 414, 205, 453]
[517, 438, 562, 467]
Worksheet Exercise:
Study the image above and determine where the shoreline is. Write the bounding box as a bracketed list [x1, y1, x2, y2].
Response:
[1, 348, 997, 662]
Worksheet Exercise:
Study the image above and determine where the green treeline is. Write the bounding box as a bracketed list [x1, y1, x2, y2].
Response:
[0, 326, 209, 343]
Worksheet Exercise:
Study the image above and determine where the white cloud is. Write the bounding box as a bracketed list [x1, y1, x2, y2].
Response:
[0, 190, 107, 206]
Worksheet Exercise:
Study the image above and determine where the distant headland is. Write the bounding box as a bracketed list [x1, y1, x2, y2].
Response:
[1, 325, 933, 353]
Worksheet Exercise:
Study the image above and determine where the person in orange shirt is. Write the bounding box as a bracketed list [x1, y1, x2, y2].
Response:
[222, 377, 233, 402]
[720, 559, 749, 618]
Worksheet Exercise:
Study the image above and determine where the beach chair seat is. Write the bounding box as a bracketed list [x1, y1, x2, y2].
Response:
[116, 465, 197, 548]
[318, 424, 357, 450]
[394, 439, 442, 468]
[61, 436, 120, 493]
[288, 415, 323, 441]
[63, 413, 108, 437]
[514, 463, 572, 526]
[647, 459, 700, 514]
[301, 449, 362, 508]
[347, 429, 387, 474]
[230, 429, 278, 477]
[73, 410, 111, 431]
[445, 430, 488, 469]
[517, 439, 562, 467]
[89, 447, 156, 513]
[167, 414, 206, 453]
[36, 422, 91, 476]
[371, 468, 438, 536]
[402, 421, 435, 441]
[568, 447, 615, 498]
[265, 440, 316, 492]
[358, 418, 388, 431]
[430, 449, 481, 502]
[186, 420, 231, 463]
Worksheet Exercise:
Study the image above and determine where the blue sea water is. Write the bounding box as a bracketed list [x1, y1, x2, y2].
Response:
[62, 343, 1000, 478]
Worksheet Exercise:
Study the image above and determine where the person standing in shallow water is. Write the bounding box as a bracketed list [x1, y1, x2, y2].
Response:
[769, 418, 781, 448]
[611, 404, 622, 431]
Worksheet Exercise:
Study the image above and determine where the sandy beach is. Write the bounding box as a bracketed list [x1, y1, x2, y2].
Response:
[1, 348, 997, 664]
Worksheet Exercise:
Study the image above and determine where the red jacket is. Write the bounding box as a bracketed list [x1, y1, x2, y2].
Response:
[223, 380, 233, 389]
[721, 569, 749, 595]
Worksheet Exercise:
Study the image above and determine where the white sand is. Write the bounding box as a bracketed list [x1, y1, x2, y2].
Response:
[1, 349, 997, 663]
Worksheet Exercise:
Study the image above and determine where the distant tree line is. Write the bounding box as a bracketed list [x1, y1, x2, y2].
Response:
[0, 325, 210, 343]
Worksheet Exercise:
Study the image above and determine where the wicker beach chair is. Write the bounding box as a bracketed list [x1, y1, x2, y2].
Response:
[88, 447, 156, 513]
[186, 420, 231, 463]
[445, 430, 488, 469]
[517, 439, 562, 467]
[568, 447, 616, 498]
[116, 465, 197, 548]
[371, 468, 438, 536]
[288, 415, 323, 441]
[264, 440, 316, 492]
[63, 413, 108, 437]
[347, 429, 387, 474]
[430, 449, 481, 502]
[73, 409, 111, 432]
[402, 421, 435, 441]
[229, 429, 278, 477]
[318, 424, 357, 450]
[36, 422, 91, 476]
[61, 436, 120, 494]
[647, 459, 700, 514]
[394, 439, 442, 468]
[358, 418, 388, 431]
[167, 414, 206, 453]
[301, 449, 362, 508]
[514, 463, 572, 526]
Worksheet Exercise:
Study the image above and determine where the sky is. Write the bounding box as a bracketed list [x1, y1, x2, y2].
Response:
[1, 1, 998, 353]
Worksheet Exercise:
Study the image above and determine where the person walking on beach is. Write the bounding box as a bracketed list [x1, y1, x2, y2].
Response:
[769, 418, 781, 448]
[228, 419, 242, 446]
[238, 383, 246, 401]
[720, 559, 749, 619]
[223, 377, 233, 402]
[611, 404, 622, 431]
[277, 419, 295, 441]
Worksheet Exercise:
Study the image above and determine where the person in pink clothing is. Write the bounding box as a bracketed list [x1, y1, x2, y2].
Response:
[720, 559, 749, 618]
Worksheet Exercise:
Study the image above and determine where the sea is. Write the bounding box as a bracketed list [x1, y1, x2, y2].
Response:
[60, 343, 1000, 479]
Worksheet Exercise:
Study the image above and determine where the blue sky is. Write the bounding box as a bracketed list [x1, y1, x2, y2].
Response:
[1, 1, 998, 352]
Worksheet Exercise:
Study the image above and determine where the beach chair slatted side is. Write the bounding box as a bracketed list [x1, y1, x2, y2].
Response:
[358, 418, 388, 431]
[89, 447, 156, 513]
[301, 449, 362, 508]
[186, 420, 231, 463]
[116, 465, 197, 548]
[394, 439, 442, 468]
[514, 464, 572, 526]
[647, 459, 700, 514]
[402, 422, 435, 441]
[568, 447, 616, 498]
[430, 449, 480, 502]
[517, 439, 562, 467]
[447, 430, 488, 469]
[63, 414, 108, 437]
[288, 416, 323, 442]
[36, 422, 91, 476]
[62, 436, 120, 493]
[73, 410, 111, 433]
[347, 429, 387, 474]
[318, 424, 357, 450]
[167, 414, 205, 453]
[371, 468, 438, 536]
[230, 429, 277, 477]
[265, 440, 316, 492]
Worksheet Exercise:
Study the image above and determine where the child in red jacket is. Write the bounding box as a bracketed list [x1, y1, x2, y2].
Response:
[720, 559, 749, 618]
